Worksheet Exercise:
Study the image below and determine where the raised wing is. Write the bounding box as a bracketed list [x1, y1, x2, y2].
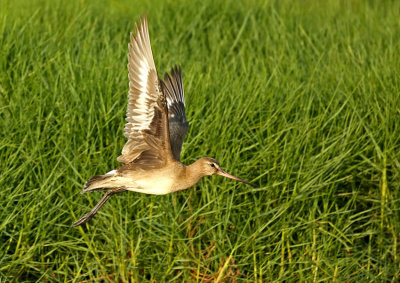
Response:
[117, 17, 173, 168]
[160, 66, 189, 161]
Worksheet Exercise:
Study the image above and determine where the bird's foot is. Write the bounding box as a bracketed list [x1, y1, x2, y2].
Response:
[72, 211, 95, 227]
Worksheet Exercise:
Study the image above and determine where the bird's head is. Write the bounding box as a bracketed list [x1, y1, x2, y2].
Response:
[197, 157, 256, 187]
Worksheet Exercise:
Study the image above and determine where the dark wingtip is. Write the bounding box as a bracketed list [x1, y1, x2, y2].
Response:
[171, 65, 181, 76]
[163, 65, 182, 81]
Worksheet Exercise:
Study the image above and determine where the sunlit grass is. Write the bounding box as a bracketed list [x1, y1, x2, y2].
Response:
[1, 0, 400, 281]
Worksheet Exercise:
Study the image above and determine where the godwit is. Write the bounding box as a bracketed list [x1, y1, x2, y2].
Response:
[72, 17, 256, 227]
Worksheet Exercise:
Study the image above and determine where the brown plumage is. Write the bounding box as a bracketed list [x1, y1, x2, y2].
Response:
[72, 17, 256, 228]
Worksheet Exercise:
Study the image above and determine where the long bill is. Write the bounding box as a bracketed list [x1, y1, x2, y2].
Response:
[217, 170, 257, 187]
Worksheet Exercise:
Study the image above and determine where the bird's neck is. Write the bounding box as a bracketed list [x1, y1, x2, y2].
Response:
[183, 160, 205, 188]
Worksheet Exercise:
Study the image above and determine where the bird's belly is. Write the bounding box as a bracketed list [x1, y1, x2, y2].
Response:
[126, 176, 175, 195]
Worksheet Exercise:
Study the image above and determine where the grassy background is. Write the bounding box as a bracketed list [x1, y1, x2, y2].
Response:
[1, 0, 400, 281]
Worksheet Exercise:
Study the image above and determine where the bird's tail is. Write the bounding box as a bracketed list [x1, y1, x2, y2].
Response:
[81, 170, 118, 193]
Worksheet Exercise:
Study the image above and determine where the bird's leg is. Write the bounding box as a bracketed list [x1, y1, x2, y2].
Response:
[72, 187, 127, 227]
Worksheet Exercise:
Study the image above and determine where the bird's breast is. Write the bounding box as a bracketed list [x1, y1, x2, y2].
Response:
[131, 176, 175, 195]
[120, 163, 193, 195]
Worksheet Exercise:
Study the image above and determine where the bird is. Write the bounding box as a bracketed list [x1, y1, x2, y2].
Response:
[72, 17, 256, 227]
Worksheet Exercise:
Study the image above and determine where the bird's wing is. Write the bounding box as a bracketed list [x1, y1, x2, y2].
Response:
[160, 66, 189, 161]
[117, 17, 173, 168]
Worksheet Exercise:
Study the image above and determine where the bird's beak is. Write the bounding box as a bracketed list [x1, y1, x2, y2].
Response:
[216, 169, 257, 187]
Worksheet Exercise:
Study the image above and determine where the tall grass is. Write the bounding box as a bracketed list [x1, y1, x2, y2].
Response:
[1, 0, 399, 281]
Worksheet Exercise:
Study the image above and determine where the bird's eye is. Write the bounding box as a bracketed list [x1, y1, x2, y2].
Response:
[210, 163, 215, 168]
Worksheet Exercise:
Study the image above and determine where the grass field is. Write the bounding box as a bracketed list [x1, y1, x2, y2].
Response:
[1, 0, 400, 281]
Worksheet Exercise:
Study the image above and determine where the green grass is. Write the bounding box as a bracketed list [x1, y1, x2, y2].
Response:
[1, 0, 400, 281]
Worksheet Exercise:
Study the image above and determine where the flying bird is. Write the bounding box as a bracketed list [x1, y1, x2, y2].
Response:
[72, 17, 256, 227]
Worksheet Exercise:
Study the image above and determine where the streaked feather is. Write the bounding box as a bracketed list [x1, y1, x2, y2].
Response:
[117, 17, 173, 167]
[161, 66, 189, 161]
